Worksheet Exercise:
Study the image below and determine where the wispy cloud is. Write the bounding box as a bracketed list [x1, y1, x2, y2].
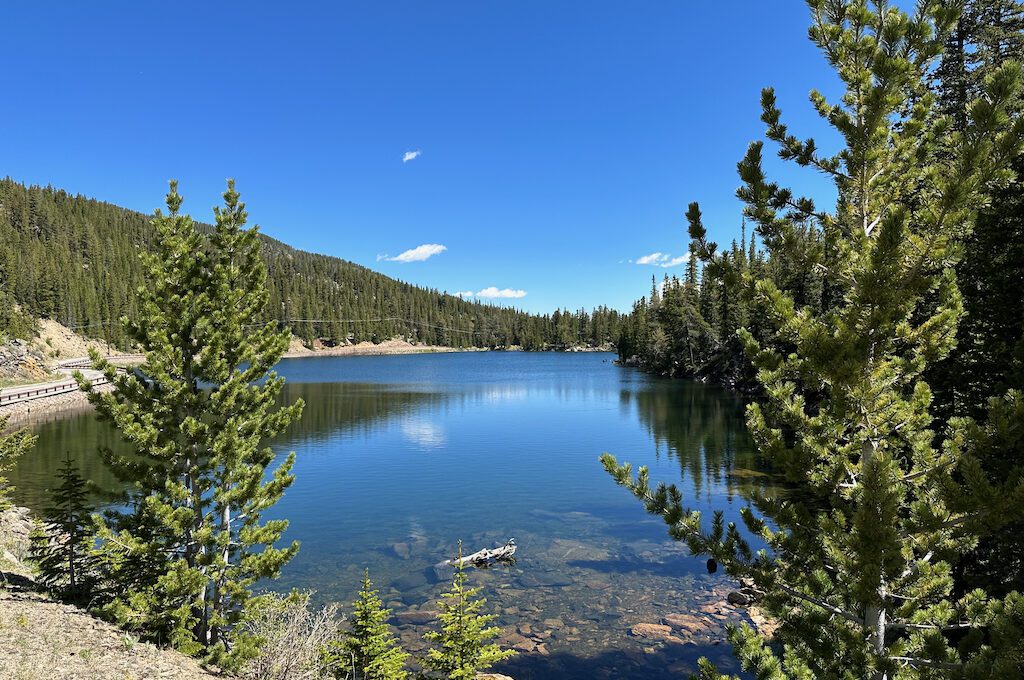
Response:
[456, 287, 528, 299]
[402, 149, 422, 163]
[377, 243, 447, 263]
[635, 251, 690, 268]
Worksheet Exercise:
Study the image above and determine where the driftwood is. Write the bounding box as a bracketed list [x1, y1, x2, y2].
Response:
[443, 539, 517, 568]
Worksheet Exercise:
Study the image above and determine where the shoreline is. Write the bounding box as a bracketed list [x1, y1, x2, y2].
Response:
[282, 338, 483, 358]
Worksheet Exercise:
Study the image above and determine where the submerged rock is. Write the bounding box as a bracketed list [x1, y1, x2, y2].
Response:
[517, 572, 573, 588]
[661, 612, 707, 634]
[391, 609, 438, 625]
[629, 622, 684, 644]
[501, 632, 537, 652]
[392, 571, 429, 592]
[727, 590, 752, 605]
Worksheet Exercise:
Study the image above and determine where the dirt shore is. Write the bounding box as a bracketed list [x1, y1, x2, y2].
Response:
[0, 506, 217, 680]
[283, 337, 478, 358]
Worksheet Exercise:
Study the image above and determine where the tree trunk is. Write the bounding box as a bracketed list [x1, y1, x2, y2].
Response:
[862, 436, 888, 680]
[210, 501, 231, 646]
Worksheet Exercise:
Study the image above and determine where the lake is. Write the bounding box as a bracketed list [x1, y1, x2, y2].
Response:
[9, 352, 768, 679]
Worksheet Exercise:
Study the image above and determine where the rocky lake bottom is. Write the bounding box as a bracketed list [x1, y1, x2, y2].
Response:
[281, 508, 758, 679]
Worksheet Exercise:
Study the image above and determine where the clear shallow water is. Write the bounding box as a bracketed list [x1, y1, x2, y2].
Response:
[10, 352, 770, 678]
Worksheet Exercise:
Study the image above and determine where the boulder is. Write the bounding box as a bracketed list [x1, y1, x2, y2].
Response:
[727, 590, 752, 606]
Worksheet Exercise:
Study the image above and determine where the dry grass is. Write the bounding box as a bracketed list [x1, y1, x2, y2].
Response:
[240, 592, 342, 680]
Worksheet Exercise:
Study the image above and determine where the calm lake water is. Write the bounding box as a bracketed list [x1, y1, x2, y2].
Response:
[10, 352, 768, 678]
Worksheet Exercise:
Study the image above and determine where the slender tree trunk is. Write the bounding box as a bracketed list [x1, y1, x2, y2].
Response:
[210, 500, 231, 646]
[183, 356, 210, 644]
[68, 523, 77, 591]
[862, 436, 888, 680]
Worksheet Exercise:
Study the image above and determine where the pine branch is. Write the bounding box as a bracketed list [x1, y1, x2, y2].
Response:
[888, 655, 964, 670]
[774, 581, 863, 626]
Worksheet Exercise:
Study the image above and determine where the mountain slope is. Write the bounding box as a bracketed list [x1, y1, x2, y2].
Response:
[0, 178, 620, 349]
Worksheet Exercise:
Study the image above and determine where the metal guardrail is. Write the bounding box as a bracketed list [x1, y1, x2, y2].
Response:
[57, 354, 145, 370]
[0, 355, 142, 407]
[0, 376, 112, 405]
[58, 361, 93, 370]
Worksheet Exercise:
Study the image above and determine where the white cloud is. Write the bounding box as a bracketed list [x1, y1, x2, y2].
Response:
[378, 243, 447, 263]
[402, 149, 422, 163]
[635, 251, 690, 267]
[455, 287, 528, 299]
[473, 287, 528, 299]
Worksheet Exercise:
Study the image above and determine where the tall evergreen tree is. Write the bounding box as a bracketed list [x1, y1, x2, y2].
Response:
[28, 454, 96, 601]
[326, 570, 409, 680]
[929, 0, 1024, 601]
[930, 0, 1024, 418]
[605, 1, 1024, 677]
[422, 543, 515, 680]
[79, 180, 304, 668]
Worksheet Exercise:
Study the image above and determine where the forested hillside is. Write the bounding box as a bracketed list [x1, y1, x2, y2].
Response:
[606, 1, 1024, 675]
[617, 0, 1024, 401]
[0, 179, 620, 350]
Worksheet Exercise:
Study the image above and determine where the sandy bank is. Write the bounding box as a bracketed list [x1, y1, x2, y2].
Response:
[283, 337, 482, 358]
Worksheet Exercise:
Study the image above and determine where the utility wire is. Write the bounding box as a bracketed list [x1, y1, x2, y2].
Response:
[64, 316, 488, 336]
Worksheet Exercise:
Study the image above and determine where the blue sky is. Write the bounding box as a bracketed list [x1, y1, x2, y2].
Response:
[2, 1, 844, 314]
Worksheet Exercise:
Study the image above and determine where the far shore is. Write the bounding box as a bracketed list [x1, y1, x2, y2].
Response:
[282, 337, 484, 358]
[283, 338, 614, 358]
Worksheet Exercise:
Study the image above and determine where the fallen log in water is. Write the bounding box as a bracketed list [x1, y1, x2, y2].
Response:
[440, 539, 517, 568]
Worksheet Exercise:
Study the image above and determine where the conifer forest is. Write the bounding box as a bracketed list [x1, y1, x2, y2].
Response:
[2, 2, 1023, 679]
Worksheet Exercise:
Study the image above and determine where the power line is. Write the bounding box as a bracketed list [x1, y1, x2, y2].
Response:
[280, 318, 481, 335]
[64, 316, 487, 336]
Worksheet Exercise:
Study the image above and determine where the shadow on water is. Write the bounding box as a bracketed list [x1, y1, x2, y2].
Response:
[7, 412, 126, 508]
[275, 381, 451, 443]
[492, 641, 746, 680]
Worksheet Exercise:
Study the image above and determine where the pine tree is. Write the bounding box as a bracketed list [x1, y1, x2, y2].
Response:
[28, 453, 96, 601]
[326, 570, 408, 680]
[78, 180, 304, 667]
[422, 543, 515, 680]
[0, 415, 35, 511]
[930, 0, 1024, 420]
[929, 0, 1024, 602]
[605, 1, 1024, 677]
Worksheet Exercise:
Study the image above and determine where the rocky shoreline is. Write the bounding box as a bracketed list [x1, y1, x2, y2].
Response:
[279, 509, 778, 680]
